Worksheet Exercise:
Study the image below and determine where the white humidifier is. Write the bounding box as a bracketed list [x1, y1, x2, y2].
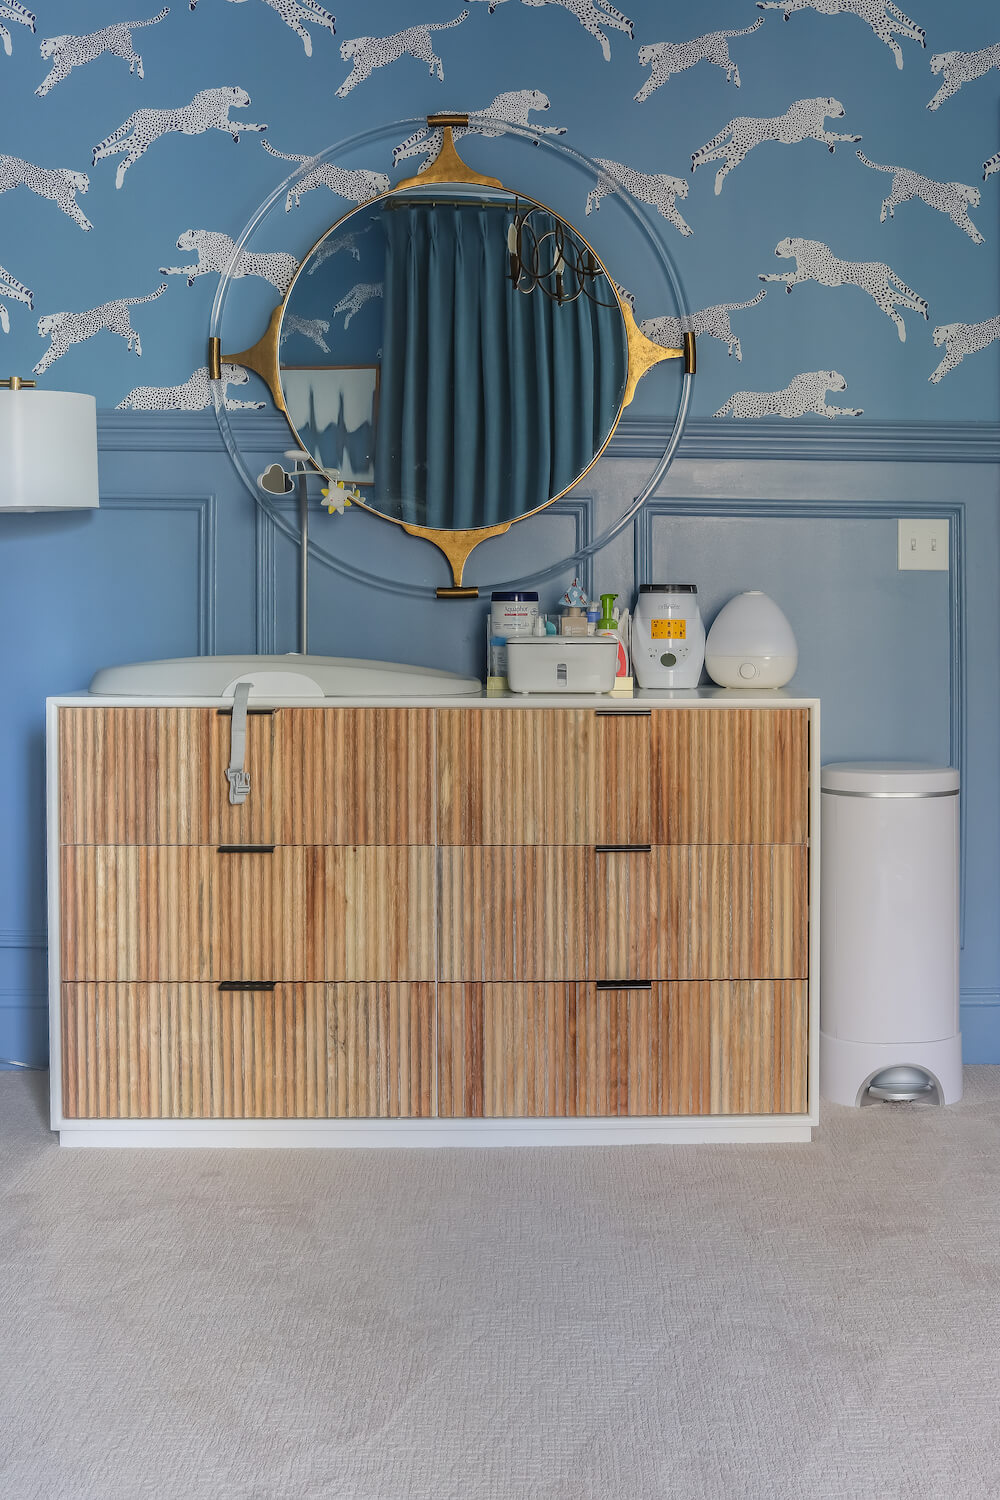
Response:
[705, 591, 797, 688]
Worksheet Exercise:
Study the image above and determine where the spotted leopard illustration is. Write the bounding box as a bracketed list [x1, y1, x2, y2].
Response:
[334, 281, 383, 329]
[336, 11, 468, 97]
[985, 150, 999, 182]
[93, 86, 266, 189]
[586, 159, 692, 236]
[0, 154, 92, 231]
[160, 229, 298, 292]
[635, 20, 762, 101]
[928, 316, 1000, 383]
[118, 363, 264, 410]
[190, 0, 335, 56]
[641, 290, 767, 362]
[756, 0, 924, 70]
[692, 98, 860, 196]
[0, 262, 32, 335]
[928, 44, 1000, 111]
[856, 151, 984, 244]
[0, 1, 34, 58]
[261, 140, 388, 211]
[33, 284, 167, 374]
[759, 236, 927, 342]
[306, 226, 370, 273]
[280, 315, 331, 352]
[715, 370, 862, 419]
[392, 90, 566, 170]
[36, 9, 169, 96]
[470, 0, 632, 62]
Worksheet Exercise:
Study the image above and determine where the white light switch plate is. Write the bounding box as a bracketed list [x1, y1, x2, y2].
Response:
[898, 518, 949, 571]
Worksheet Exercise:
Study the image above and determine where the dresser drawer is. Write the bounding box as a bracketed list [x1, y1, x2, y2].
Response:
[60, 982, 436, 1119]
[438, 844, 807, 983]
[438, 981, 808, 1118]
[58, 707, 280, 846]
[60, 844, 436, 983]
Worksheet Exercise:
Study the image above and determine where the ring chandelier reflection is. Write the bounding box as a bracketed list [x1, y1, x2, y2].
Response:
[210, 115, 695, 601]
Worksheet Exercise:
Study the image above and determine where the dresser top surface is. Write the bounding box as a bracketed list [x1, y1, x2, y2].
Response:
[49, 688, 819, 711]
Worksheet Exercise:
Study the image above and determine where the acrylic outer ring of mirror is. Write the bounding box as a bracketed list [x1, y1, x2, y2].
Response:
[222, 158, 661, 588]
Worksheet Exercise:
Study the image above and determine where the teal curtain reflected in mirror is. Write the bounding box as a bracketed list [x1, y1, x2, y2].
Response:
[375, 201, 627, 529]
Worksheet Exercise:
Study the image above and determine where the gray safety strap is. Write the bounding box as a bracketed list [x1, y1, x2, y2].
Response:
[226, 680, 252, 805]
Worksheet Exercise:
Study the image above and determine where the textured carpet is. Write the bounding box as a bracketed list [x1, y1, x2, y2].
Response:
[3, 1073, 1000, 1499]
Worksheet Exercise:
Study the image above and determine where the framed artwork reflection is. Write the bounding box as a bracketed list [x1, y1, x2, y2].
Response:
[280, 365, 379, 486]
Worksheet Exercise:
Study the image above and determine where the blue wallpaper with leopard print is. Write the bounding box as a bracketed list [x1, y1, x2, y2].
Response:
[0, 0, 996, 419]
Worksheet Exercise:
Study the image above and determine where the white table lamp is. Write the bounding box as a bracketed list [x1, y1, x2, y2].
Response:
[0, 376, 99, 511]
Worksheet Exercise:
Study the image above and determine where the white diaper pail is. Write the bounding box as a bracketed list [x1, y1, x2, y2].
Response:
[820, 762, 962, 1107]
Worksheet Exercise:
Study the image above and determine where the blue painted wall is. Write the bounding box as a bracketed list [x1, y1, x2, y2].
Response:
[1, 0, 998, 1067]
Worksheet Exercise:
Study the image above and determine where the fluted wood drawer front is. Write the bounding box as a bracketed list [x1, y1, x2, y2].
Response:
[60, 845, 308, 982]
[437, 981, 806, 1118]
[593, 844, 808, 982]
[58, 708, 279, 846]
[436, 709, 651, 846]
[61, 983, 435, 1119]
[276, 709, 434, 845]
[438, 847, 591, 982]
[306, 846, 436, 982]
[652, 709, 809, 845]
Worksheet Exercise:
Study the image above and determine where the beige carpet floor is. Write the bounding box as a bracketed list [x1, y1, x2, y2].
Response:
[3, 1071, 1000, 1499]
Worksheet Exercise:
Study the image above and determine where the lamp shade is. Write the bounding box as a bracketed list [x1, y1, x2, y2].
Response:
[0, 387, 99, 510]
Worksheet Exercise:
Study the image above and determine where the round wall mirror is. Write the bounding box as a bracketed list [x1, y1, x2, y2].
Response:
[215, 119, 693, 592]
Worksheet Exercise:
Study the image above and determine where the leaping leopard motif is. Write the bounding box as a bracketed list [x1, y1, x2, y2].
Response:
[280, 315, 331, 352]
[160, 229, 298, 292]
[0, 154, 92, 231]
[36, 9, 169, 96]
[691, 98, 861, 195]
[190, 0, 337, 57]
[261, 140, 388, 211]
[759, 236, 927, 342]
[715, 370, 862, 419]
[470, 0, 632, 63]
[334, 281, 383, 330]
[118, 363, 265, 410]
[392, 90, 566, 170]
[34, 284, 167, 374]
[985, 151, 999, 182]
[586, 159, 692, 236]
[635, 20, 763, 101]
[641, 290, 767, 362]
[0, 261, 33, 335]
[306, 226, 371, 272]
[756, 0, 924, 71]
[336, 11, 469, 97]
[92, 86, 266, 189]
[0, 2, 35, 58]
[928, 316, 1000, 384]
[928, 45, 1000, 111]
[856, 151, 984, 244]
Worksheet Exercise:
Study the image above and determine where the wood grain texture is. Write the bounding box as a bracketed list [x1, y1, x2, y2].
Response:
[440, 844, 807, 982]
[58, 708, 278, 846]
[306, 846, 437, 982]
[652, 709, 809, 844]
[277, 709, 434, 845]
[437, 982, 805, 1118]
[61, 983, 435, 1119]
[436, 709, 651, 845]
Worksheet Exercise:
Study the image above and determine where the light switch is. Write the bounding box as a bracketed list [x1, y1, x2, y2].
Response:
[898, 519, 949, 571]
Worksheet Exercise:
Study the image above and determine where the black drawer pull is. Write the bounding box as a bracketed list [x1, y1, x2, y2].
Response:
[218, 981, 276, 992]
[216, 707, 276, 716]
[596, 709, 650, 717]
[217, 844, 275, 854]
[594, 843, 651, 854]
[596, 980, 652, 991]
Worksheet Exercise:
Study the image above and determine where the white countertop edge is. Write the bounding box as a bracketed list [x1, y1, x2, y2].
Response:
[47, 689, 821, 710]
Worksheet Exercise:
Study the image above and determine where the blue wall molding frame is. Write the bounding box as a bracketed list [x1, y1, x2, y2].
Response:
[0, 932, 46, 949]
[101, 495, 219, 658]
[95, 414, 1000, 466]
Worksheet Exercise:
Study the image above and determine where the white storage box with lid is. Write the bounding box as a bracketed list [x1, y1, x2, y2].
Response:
[820, 761, 962, 1106]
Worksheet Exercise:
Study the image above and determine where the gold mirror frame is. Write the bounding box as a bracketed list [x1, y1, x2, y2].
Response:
[210, 116, 694, 595]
